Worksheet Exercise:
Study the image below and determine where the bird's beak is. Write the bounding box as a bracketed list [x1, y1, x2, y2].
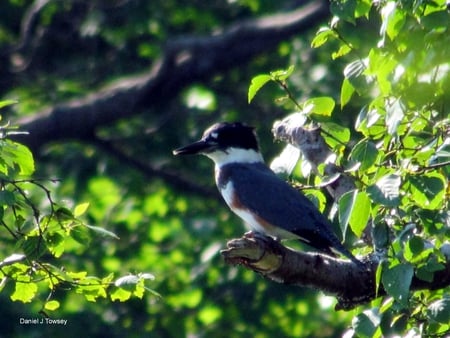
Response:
[173, 139, 216, 155]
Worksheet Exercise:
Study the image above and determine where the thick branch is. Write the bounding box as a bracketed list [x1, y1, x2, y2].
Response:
[12, 1, 329, 153]
[221, 232, 450, 310]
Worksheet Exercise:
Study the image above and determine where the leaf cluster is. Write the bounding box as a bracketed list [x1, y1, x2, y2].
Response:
[0, 104, 155, 315]
[249, 0, 450, 336]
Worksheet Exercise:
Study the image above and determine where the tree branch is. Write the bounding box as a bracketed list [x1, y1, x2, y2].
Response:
[221, 232, 450, 310]
[11, 1, 329, 153]
[93, 137, 218, 198]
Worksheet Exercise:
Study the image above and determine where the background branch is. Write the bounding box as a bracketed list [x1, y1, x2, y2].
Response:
[11, 1, 329, 153]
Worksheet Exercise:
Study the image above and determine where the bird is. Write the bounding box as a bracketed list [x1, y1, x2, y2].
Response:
[173, 121, 362, 266]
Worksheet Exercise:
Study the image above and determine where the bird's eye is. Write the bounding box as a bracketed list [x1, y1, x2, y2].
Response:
[206, 132, 219, 142]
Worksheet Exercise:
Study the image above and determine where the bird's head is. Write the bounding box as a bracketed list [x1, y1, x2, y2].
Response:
[173, 122, 263, 166]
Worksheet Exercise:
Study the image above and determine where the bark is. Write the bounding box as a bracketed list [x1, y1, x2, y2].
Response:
[221, 232, 450, 310]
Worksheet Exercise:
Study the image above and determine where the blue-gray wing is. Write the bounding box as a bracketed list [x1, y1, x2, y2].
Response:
[222, 163, 342, 255]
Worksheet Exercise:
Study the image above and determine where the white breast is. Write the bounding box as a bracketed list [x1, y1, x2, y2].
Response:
[219, 180, 297, 239]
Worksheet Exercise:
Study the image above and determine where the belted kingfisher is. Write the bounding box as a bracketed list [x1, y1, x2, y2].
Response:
[173, 122, 361, 266]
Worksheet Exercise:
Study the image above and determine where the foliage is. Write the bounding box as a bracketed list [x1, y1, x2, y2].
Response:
[250, 0, 450, 336]
[0, 105, 156, 317]
[0, 0, 449, 337]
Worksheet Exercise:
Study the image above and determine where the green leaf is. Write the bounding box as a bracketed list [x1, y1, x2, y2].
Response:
[74, 202, 90, 217]
[403, 236, 424, 262]
[14, 142, 35, 176]
[248, 74, 271, 103]
[311, 27, 337, 48]
[111, 287, 132, 302]
[340, 78, 355, 109]
[372, 223, 389, 251]
[270, 144, 300, 176]
[44, 300, 60, 311]
[76, 277, 107, 302]
[303, 189, 327, 213]
[355, 0, 372, 18]
[115, 274, 140, 288]
[71, 225, 92, 246]
[349, 139, 379, 171]
[330, 0, 357, 23]
[338, 190, 371, 238]
[55, 207, 75, 221]
[46, 232, 65, 258]
[0, 190, 16, 206]
[198, 305, 222, 325]
[304, 97, 335, 117]
[367, 174, 401, 207]
[352, 310, 380, 338]
[20, 236, 48, 260]
[332, 44, 352, 59]
[427, 298, 450, 324]
[375, 262, 383, 297]
[343, 59, 369, 95]
[385, 100, 404, 135]
[86, 224, 120, 239]
[380, 2, 406, 41]
[321, 122, 350, 150]
[407, 173, 445, 210]
[0, 99, 18, 109]
[0, 140, 35, 176]
[270, 65, 294, 81]
[11, 281, 38, 303]
[349, 191, 371, 237]
[382, 263, 414, 307]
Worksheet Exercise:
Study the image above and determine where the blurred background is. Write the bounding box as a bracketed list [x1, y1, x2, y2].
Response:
[0, 0, 378, 336]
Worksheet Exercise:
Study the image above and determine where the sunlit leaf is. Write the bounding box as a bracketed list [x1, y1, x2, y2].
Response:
[270, 144, 300, 175]
[332, 44, 352, 59]
[340, 78, 355, 109]
[198, 305, 222, 325]
[115, 274, 139, 287]
[380, 2, 406, 41]
[111, 287, 132, 302]
[305, 96, 335, 117]
[0, 140, 35, 176]
[0, 99, 18, 109]
[385, 100, 404, 135]
[71, 225, 92, 246]
[338, 190, 371, 238]
[85, 224, 120, 239]
[352, 310, 380, 338]
[367, 174, 401, 207]
[344, 59, 368, 95]
[407, 173, 445, 210]
[349, 139, 379, 171]
[44, 300, 60, 311]
[74, 202, 90, 217]
[427, 298, 450, 324]
[311, 27, 337, 48]
[270, 65, 294, 81]
[46, 232, 65, 258]
[248, 74, 271, 103]
[11, 280, 38, 303]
